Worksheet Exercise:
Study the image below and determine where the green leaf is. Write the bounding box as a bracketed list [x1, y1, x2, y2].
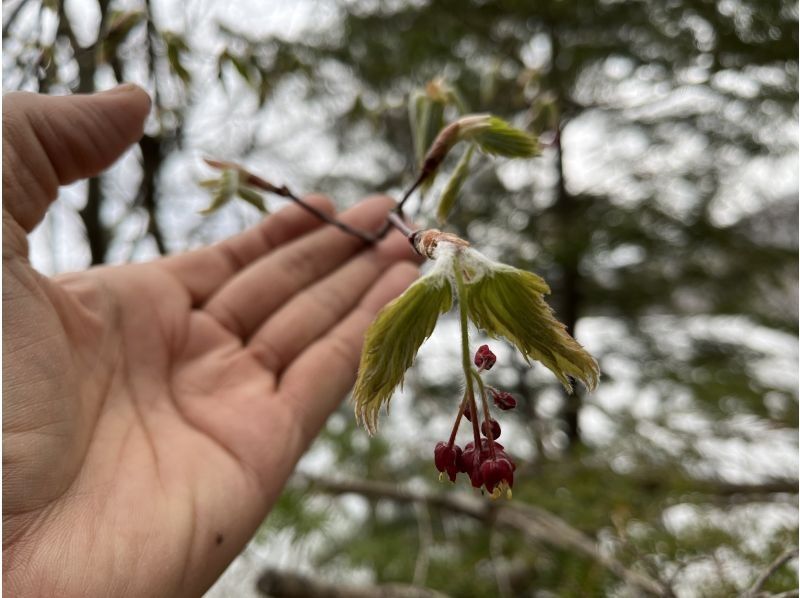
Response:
[198, 192, 229, 215]
[354, 273, 453, 434]
[164, 32, 191, 84]
[409, 90, 445, 168]
[436, 144, 475, 224]
[468, 116, 539, 158]
[237, 186, 268, 212]
[463, 263, 599, 392]
[198, 169, 238, 214]
[197, 178, 220, 189]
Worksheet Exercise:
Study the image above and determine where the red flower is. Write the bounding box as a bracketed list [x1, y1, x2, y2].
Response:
[457, 439, 515, 497]
[434, 442, 461, 482]
[474, 345, 496, 370]
[480, 457, 515, 498]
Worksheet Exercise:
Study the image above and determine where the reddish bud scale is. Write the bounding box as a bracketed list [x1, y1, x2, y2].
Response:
[474, 345, 496, 370]
[492, 390, 517, 410]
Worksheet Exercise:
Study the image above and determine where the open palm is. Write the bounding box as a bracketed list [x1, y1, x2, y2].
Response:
[3, 86, 418, 597]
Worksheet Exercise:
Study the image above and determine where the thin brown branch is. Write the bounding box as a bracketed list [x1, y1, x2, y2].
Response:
[743, 548, 798, 598]
[256, 568, 449, 598]
[203, 159, 422, 247]
[138, 135, 166, 255]
[296, 474, 670, 597]
[710, 479, 798, 498]
[412, 500, 433, 586]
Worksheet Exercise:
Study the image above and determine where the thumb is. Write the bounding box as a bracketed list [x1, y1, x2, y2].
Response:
[2, 84, 151, 232]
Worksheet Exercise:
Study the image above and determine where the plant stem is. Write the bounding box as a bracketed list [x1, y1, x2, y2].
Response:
[472, 370, 497, 457]
[205, 159, 423, 247]
[386, 210, 420, 244]
[454, 252, 481, 447]
[447, 391, 469, 447]
[397, 173, 424, 211]
[253, 177, 379, 243]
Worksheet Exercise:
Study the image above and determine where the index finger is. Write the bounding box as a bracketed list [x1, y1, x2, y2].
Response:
[160, 194, 335, 305]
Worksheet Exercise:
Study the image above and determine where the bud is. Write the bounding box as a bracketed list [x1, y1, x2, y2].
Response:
[463, 403, 476, 422]
[473, 344, 496, 370]
[492, 390, 517, 410]
[434, 442, 461, 483]
[481, 418, 501, 440]
[413, 229, 469, 259]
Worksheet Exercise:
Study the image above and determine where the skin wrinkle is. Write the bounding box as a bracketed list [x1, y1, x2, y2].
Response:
[275, 234, 329, 295]
[255, 250, 386, 373]
[35, 104, 85, 185]
[214, 232, 250, 274]
[245, 333, 285, 372]
[20, 105, 61, 203]
[2, 126, 56, 231]
[2, 212, 30, 258]
[163, 339, 268, 495]
[6, 292, 123, 528]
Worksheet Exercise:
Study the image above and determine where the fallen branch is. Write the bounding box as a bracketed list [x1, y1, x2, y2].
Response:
[742, 548, 799, 598]
[295, 474, 670, 596]
[256, 568, 449, 598]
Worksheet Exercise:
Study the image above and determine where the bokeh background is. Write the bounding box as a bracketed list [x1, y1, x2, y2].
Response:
[3, 1, 798, 596]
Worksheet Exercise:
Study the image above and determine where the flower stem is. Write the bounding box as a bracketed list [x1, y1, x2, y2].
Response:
[472, 370, 497, 457]
[454, 252, 481, 447]
[447, 391, 469, 446]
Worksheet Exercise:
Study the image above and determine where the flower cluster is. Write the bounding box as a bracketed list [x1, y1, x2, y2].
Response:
[433, 345, 518, 499]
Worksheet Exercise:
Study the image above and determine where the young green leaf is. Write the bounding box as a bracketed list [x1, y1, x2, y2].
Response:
[436, 144, 475, 224]
[198, 169, 238, 214]
[354, 273, 453, 434]
[464, 116, 539, 158]
[463, 263, 599, 392]
[237, 186, 268, 212]
[409, 90, 445, 167]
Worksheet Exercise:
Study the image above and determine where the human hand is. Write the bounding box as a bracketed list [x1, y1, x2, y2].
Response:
[3, 85, 419, 596]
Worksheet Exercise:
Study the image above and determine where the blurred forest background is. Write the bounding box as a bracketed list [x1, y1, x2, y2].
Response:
[3, 0, 798, 596]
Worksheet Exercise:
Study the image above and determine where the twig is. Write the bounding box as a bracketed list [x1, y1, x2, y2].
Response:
[489, 526, 513, 598]
[256, 568, 449, 598]
[743, 548, 798, 598]
[412, 500, 433, 586]
[204, 158, 422, 246]
[295, 474, 670, 596]
[398, 173, 424, 211]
